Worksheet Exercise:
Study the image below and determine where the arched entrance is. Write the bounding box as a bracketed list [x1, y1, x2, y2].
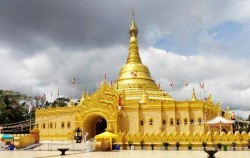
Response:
[95, 118, 107, 135]
[82, 114, 108, 139]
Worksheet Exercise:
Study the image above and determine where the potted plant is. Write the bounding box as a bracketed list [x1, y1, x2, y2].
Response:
[151, 143, 154, 150]
[217, 142, 222, 150]
[188, 142, 192, 150]
[232, 142, 236, 151]
[163, 142, 169, 150]
[202, 141, 207, 150]
[140, 140, 145, 150]
[176, 141, 180, 150]
[128, 140, 133, 150]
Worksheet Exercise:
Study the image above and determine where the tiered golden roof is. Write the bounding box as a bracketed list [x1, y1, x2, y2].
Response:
[113, 17, 173, 101]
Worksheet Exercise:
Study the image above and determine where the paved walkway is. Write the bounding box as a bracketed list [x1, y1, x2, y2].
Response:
[0, 150, 249, 158]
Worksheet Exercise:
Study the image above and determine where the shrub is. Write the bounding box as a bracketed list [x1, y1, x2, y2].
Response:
[188, 143, 192, 150]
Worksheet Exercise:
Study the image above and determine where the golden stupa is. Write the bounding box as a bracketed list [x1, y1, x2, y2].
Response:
[35, 15, 246, 147]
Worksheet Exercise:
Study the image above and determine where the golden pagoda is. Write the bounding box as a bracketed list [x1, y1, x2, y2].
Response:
[35, 15, 229, 143]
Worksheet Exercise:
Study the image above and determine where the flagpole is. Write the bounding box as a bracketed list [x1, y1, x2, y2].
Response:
[199, 81, 201, 100]
[29, 98, 32, 132]
[29, 109, 32, 132]
[185, 80, 188, 100]
[58, 89, 60, 107]
[51, 91, 53, 106]
[185, 86, 187, 100]
[72, 78, 76, 103]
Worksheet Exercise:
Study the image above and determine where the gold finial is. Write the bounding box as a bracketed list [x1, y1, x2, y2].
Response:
[207, 91, 212, 102]
[191, 88, 197, 101]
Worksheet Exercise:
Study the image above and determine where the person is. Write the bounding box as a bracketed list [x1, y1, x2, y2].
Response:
[8, 142, 15, 150]
[83, 132, 88, 143]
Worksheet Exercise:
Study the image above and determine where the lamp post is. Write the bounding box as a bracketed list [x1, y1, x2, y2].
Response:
[74, 127, 82, 143]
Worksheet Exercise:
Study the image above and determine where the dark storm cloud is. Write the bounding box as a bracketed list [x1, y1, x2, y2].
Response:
[0, 0, 250, 118]
[1, 0, 249, 58]
[0, 0, 133, 57]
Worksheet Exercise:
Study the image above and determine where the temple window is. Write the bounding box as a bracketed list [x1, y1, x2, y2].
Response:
[43, 123, 46, 129]
[162, 119, 166, 125]
[198, 118, 202, 125]
[176, 119, 180, 125]
[190, 119, 194, 125]
[61, 122, 65, 128]
[140, 120, 144, 126]
[50, 122, 53, 129]
[55, 123, 57, 128]
[184, 118, 188, 125]
[67, 121, 71, 128]
[170, 118, 174, 126]
[149, 118, 154, 126]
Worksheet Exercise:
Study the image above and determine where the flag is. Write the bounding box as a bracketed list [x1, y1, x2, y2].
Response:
[201, 82, 204, 89]
[130, 69, 137, 78]
[72, 78, 76, 86]
[158, 79, 161, 88]
[41, 94, 46, 105]
[231, 111, 236, 120]
[185, 80, 188, 87]
[28, 102, 33, 114]
[170, 81, 174, 87]
[199, 81, 204, 89]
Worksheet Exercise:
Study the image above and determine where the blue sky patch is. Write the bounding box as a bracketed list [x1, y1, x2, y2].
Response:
[208, 21, 242, 43]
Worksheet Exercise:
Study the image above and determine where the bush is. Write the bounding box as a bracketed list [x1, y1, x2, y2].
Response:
[188, 143, 192, 150]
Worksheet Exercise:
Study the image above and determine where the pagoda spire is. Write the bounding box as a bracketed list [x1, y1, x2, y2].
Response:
[113, 10, 165, 93]
[191, 88, 197, 101]
[127, 9, 142, 64]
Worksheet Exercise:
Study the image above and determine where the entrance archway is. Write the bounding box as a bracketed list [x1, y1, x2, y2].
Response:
[82, 114, 108, 139]
[95, 118, 107, 135]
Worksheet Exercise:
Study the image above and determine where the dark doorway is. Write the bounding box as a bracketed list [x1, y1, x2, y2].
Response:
[95, 118, 107, 135]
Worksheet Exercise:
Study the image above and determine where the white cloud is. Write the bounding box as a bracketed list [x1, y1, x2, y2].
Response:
[140, 47, 250, 118]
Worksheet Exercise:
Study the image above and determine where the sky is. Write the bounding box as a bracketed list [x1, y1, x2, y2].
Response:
[0, 0, 250, 119]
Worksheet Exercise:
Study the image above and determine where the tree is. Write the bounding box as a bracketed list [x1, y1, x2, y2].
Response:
[0, 89, 33, 133]
[52, 97, 70, 107]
